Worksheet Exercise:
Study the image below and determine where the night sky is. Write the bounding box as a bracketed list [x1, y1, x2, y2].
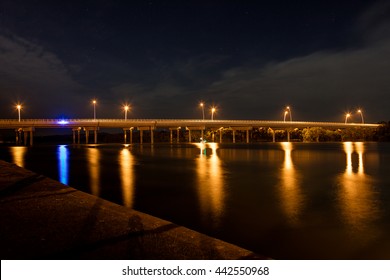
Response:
[1, 0, 389, 122]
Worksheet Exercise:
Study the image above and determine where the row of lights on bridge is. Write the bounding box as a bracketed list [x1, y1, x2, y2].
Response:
[13, 102, 364, 124]
[14, 101, 218, 122]
[345, 110, 364, 124]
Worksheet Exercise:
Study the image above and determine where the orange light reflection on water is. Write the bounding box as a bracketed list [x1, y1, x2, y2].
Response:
[10, 146, 27, 168]
[194, 142, 224, 226]
[338, 142, 380, 236]
[279, 142, 303, 225]
[87, 147, 100, 196]
[119, 147, 135, 208]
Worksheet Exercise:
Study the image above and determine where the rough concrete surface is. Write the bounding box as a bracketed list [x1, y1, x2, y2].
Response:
[0, 160, 266, 260]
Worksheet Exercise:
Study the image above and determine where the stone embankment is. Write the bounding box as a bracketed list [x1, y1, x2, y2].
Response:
[0, 160, 266, 259]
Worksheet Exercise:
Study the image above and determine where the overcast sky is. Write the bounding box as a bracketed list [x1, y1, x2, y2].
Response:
[1, 0, 389, 122]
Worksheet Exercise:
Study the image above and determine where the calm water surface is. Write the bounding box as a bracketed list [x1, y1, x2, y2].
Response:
[1, 142, 390, 259]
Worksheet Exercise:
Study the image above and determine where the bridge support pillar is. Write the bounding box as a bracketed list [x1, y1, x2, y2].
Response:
[30, 130, 33, 146]
[246, 129, 249, 143]
[169, 127, 181, 143]
[85, 129, 89, 144]
[83, 127, 98, 144]
[232, 130, 236, 143]
[77, 129, 80, 144]
[187, 126, 205, 142]
[72, 130, 76, 144]
[287, 130, 290, 142]
[138, 127, 154, 144]
[16, 127, 34, 146]
[15, 129, 23, 145]
[212, 132, 215, 142]
[94, 129, 98, 144]
[23, 131, 28, 146]
[269, 128, 275, 142]
[201, 129, 204, 141]
[123, 127, 134, 144]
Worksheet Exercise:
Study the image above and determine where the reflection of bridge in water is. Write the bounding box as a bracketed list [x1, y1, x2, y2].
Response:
[0, 118, 381, 145]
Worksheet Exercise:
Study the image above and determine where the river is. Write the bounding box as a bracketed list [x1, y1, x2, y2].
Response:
[1, 142, 390, 259]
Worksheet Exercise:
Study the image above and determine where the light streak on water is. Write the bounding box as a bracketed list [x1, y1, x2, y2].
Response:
[279, 142, 303, 225]
[119, 147, 135, 208]
[10, 146, 27, 168]
[57, 145, 69, 185]
[194, 142, 224, 227]
[338, 142, 380, 237]
[87, 147, 100, 196]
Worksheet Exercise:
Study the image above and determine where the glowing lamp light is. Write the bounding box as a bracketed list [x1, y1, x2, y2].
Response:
[357, 109, 364, 124]
[58, 120, 69, 125]
[200, 102, 205, 120]
[16, 104, 22, 122]
[345, 113, 351, 124]
[284, 110, 288, 122]
[211, 107, 216, 120]
[124, 105, 130, 120]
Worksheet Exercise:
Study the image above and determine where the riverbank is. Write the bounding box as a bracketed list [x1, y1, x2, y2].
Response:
[0, 160, 266, 259]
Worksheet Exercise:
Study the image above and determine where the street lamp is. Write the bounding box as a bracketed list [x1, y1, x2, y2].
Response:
[200, 102, 205, 120]
[92, 99, 97, 120]
[284, 110, 288, 122]
[286, 106, 292, 121]
[211, 107, 216, 120]
[16, 104, 22, 122]
[345, 113, 351, 124]
[124, 105, 130, 121]
[357, 109, 364, 124]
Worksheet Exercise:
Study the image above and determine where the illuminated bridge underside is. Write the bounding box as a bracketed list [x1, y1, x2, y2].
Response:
[0, 119, 380, 145]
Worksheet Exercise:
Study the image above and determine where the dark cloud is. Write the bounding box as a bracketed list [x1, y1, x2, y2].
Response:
[0, 1, 389, 122]
[356, 0, 390, 43]
[201, 40, 390, 122]
[0, 34, 84, 117]
[104, 39, 390, 121]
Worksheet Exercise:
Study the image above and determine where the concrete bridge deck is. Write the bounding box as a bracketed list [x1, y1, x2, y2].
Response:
[0, 118, 381, 145]
[0, 118, 381, 129]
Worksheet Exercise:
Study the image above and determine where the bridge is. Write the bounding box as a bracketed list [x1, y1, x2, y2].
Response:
[0, 118, 381, 145]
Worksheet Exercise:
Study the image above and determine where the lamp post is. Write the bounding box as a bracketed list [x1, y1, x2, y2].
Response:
[124, 105, 130, 121]
[345, 113, 351, 124]
[286, 106, 292, 121]
[284, 110, 288, 122]
[92, 99, 97, 120]
[200, 102, 205, 120]
[357, 109, 364, 124]
[211, 107, 216, 120]
[16, 104, 22, 122]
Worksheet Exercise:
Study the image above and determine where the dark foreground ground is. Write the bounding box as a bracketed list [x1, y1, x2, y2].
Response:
[0, 160, 266, 259]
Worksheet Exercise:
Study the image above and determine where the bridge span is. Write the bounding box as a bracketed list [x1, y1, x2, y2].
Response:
[0, 118, 381, 145]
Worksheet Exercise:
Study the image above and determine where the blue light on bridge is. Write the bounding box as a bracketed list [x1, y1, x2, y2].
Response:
[57, 120, 69, 125]
[57, 145, 69, 185]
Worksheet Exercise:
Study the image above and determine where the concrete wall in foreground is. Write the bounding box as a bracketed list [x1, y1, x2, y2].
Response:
[0, 160, 266, 260]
